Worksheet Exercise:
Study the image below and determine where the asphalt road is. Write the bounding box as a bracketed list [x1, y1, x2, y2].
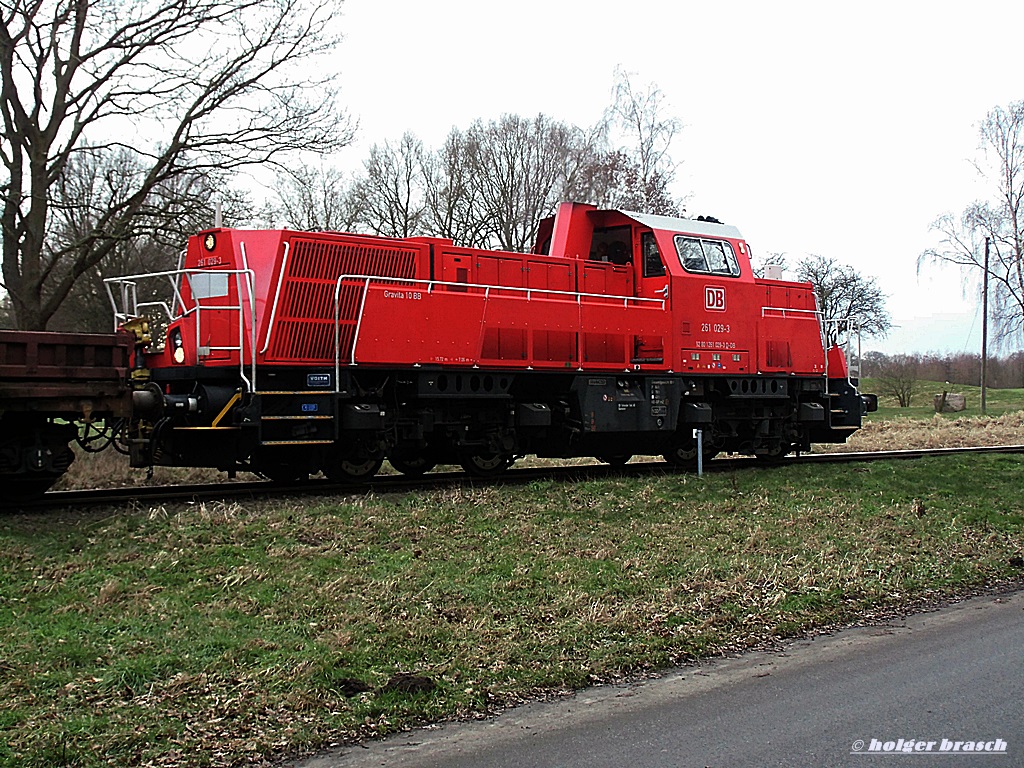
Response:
[289, 588, 1024, 768]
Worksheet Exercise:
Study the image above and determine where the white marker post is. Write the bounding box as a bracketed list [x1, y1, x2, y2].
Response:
[693, 428, 703, 477]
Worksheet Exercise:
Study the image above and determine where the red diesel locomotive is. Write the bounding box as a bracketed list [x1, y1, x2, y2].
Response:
[105, 202, 876, 482]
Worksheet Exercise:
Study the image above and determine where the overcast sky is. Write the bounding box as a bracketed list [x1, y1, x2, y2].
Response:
[329, 0, 1024, 356]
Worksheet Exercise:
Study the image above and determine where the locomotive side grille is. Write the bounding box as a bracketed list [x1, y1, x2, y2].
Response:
[266, 237, 419, 363]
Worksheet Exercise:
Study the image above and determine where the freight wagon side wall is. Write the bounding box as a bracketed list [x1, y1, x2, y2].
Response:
[0, 330, 133, 416]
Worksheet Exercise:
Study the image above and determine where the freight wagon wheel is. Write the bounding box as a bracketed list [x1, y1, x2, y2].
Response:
[325, 451, 385, 483]
[459, 451, 513, 478]
[597, 454, 632, 466]
[387, 451, 437, 476]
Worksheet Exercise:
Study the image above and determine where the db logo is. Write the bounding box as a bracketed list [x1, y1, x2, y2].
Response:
[705, 285, 726, 312]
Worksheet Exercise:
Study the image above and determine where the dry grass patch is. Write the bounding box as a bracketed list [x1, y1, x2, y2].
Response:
[54, 447, 234, 491]
[819, 411, 1024, 453]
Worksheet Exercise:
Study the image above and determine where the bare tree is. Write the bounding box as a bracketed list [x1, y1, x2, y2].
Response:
[796, 254, 891, 345]
[467, 115, 573, 252]
[420, 115, 612, 252]
[344, 72, 686, 254]
[44, 151, 255, 332]
[422, 128, 492, 248]
[0, 0, 354, 330]
[354, 132, 426, 238]
[604, 68, 685, 216]
[269, 162, 361, 232]
[922, 102, 1024, 346]
[873, 353, 921, 407]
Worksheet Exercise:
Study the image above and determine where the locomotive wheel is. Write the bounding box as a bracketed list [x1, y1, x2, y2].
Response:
[387, 451, 437, 476]
[256, 448, 312, 484]
[663, 441, 718, 468]
[597, 454, 632, 466]
[459, 451, 513, 478]
[662, 445, 698, 467]
[261, 464, 309, 484]
[754, 443, 792, 463]
[326, 452, 384, 483]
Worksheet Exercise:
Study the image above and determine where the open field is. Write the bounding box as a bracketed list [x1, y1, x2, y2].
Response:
[862, 379, 1024, 420]
[3, 451, 1024, 767]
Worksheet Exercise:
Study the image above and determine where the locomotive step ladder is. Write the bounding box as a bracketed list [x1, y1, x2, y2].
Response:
[255, 391, 337, 446]
[825, 391, 861, 430]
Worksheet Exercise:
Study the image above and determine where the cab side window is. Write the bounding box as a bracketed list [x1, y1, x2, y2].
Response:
[674, 236, 740, 277]
[590, 225, 633, 265]
[642, 232, 665, 277]
[678, 238, 706, 272]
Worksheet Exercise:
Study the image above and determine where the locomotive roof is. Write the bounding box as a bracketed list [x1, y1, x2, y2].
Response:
[618, 210, 744, 241]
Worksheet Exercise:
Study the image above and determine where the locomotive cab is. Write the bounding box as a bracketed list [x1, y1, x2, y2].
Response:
[537, 203, 870, 459]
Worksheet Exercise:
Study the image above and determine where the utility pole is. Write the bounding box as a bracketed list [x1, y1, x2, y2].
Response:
[981, 237, 989, 415]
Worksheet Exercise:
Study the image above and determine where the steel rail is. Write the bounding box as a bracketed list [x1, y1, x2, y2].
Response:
[10, 444, 1024, 512]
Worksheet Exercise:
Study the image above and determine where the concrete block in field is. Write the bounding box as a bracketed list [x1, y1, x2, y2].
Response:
[934, 393, 966, 413]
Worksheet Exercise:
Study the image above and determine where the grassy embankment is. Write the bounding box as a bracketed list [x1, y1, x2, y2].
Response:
[0, 381, 1022, 767]
[816, 379, 1024, 453]
[2, 461, 1023, 765]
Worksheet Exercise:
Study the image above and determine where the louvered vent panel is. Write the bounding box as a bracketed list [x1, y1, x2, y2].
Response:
[266, 237, 419, 363]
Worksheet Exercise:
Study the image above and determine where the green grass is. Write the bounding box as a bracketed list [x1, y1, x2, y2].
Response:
[2, 455, 1023, 766]
[862, 377, 1024, 420]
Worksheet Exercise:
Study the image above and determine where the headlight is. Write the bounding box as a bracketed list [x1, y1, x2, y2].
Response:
[170, 328, 185, 364]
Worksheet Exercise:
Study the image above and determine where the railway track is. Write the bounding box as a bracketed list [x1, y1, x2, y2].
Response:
[10, 443, 1024, 512]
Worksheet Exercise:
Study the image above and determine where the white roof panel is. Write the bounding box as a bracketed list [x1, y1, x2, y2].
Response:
[618, 210, 744, 241]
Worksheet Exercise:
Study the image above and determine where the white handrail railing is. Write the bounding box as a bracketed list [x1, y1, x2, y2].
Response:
[332, 274, 666, 392]
[104, 266, 258, 392]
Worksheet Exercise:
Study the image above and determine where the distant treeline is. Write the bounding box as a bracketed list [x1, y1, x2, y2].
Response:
[864, 351, 1024, 390]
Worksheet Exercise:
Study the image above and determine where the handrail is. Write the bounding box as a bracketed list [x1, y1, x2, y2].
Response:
[105, 266, 258, 392]
[349, 278, 373, 366]
[332, 273, 665, 380]
[259, 240, 290, 355]
[761, 306, 820, 318]
[822, 317, 862, 383]
[237, 243, 255, 391]
[334, 274, 665, 308]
